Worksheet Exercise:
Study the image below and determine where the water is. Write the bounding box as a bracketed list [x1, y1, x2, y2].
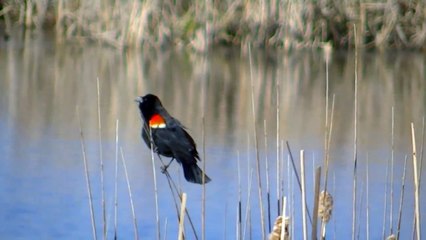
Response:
[0, 31, 425, 239]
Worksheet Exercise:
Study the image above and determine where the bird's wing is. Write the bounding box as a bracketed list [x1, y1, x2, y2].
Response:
[154, 124, 199, 165]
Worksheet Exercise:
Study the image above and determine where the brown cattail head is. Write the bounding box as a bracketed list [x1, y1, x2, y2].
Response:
[269, 216, 290, 240]
[386, 234, 396, 240]
[318, 191, 333, 223]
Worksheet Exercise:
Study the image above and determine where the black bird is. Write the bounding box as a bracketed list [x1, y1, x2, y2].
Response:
[135, 94, 211, 184]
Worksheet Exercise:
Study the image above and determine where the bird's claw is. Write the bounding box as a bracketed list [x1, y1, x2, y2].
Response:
[160, 165, 168, 174]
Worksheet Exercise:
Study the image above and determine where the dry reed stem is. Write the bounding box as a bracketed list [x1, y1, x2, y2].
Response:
[286, 141, 313, 225]
[77, 106, 98, 240]
[397, 156, 408, 240]
[331, 173, 336, 240]
[96, 77, 106, 240]
[410, 123, 421, 240]
[264, 120, 271, 232]
[352, 24, 358, 240]
[281, 197, 288, 240]
[202, 118, 206, 240]
[312, 167, 321, 240]
[202, 112, 206, 240]
[357, 179, 365, 240]
[390, 106, 395, 234]
[156, 156, 193, 239]
[366, 154, 370, 240]
[163, 218, 168, 240]
[419, 117, 425, 185]
[120, 147, 139, 240]
[248, 44, 266, 239]
[178, 193, 187, 240]
[300, 150, 307, 240]
[382, 150, 390, 240]
[323, 43, 330, 194]
[237, 151, 242, 240]
[114, 119, 119, 239]
[323, 94, 335, 202]
[243, 169, 254, 240]
[149, 128, 161, 240]
[276, 63, 281, 216]
[411, 117, 425, 238]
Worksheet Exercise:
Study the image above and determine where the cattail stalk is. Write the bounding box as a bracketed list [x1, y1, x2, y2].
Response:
[397, 156, 408, 240]
[264, 120, 272, 232]
[312, 167, 321, 240]
[120, 148, 139, 240]
[114, 119, 119, 239]
[300, 150, 307, 240]
[248, 44, 266, 239]
[77, 107, 98, 240]
[149, 128, 161, 240]
[411, 123, 421, 240]
[96, 77, 106, 240]
[352, 24, 359, 240]
[178, 193, 187, 240]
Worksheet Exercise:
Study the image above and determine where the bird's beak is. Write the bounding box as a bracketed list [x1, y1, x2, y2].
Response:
[135, 96, 143, 103]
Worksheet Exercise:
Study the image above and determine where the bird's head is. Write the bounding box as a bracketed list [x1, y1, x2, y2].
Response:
[135, 94, 163, 121]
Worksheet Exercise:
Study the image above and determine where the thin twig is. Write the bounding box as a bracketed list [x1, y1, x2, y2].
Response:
[156, 156, 199, 240]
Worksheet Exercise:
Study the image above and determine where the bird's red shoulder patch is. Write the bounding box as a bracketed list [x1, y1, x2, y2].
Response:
[149, 114, 166, 128]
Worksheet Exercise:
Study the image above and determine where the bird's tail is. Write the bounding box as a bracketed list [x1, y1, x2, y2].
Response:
[182, 163, 211, 184]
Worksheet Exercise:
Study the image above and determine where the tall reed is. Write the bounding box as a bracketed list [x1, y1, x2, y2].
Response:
[77, 106, 98, 240]
[248, 44, 266, 239]
[5, 0, 426, 49]
[410, 123, 421, 240]
[352, 24, 359, 240]
[120, 147, 139, 240]
[96, 78, 106, 240]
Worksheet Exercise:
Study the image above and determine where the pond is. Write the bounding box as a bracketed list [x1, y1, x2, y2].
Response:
[0, 30, 425, 239]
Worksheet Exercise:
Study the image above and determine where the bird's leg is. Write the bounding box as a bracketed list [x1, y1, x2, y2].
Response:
[161, 158, 175, 174]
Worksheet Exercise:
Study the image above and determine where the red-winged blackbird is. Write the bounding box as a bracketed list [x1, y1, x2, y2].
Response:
[135, 94, 211, 184]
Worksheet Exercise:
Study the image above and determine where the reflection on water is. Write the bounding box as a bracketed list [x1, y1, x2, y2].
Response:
[0, 31, 425, 239]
